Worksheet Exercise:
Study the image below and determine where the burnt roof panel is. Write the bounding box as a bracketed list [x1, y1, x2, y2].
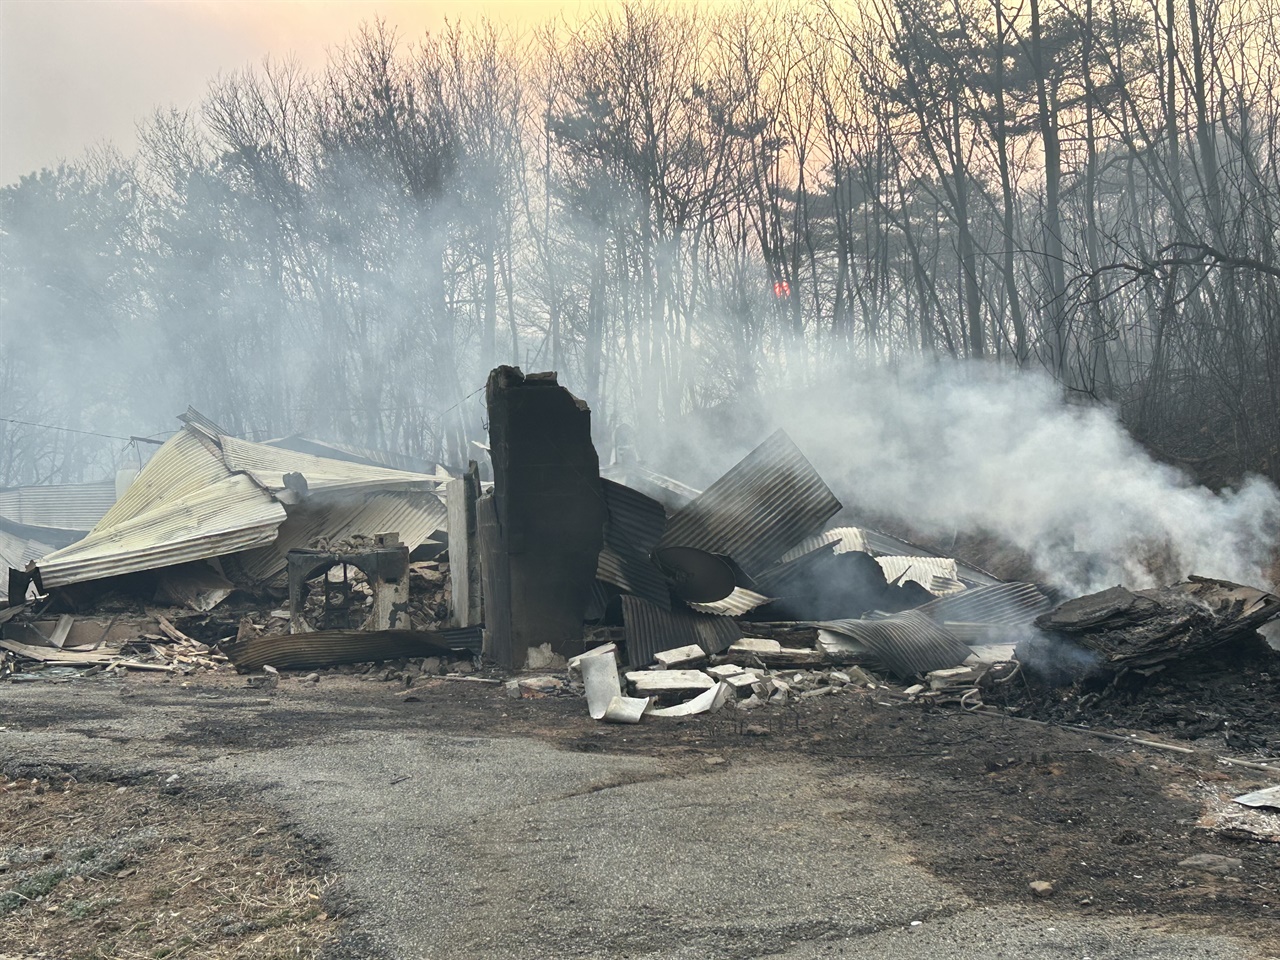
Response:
[816, 610, 971, 679]
[658, 430, 841, 578]
[621, 595, 741, 667]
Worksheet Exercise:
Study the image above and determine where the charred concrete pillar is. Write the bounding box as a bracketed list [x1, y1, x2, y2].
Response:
[446, 462, 484, 628]
[478, 367, 605, 669]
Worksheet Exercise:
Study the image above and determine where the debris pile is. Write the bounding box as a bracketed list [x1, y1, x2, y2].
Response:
[1, 606, 226, 679]
[4, 370, 1279, 773]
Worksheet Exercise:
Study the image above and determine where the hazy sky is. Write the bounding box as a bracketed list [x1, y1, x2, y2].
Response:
[0, 0, 624, 186]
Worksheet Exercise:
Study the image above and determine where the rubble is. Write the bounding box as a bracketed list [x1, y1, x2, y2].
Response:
[3, 373, 1277, 780]
[1029, 577, 1280, 674]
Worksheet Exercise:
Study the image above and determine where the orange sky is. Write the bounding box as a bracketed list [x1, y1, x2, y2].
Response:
[0, 0, 640, 185]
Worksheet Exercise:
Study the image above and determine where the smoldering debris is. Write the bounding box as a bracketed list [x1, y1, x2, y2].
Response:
[1029, 577, 1280, 674]
[3, 370, 1280, 774]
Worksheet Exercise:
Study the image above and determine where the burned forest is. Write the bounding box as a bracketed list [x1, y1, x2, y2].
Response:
[2, 2, 1280, 959]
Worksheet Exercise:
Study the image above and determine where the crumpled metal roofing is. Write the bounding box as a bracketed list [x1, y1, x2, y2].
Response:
[33, 414, 448, 590]
[913, 582, 1051, 626]
[688, 587, 771, 617]
[221, 628, 460, 672]
[658, 430, 841, 579]
[36, 473, 286, 588]
[816, 610, 972, 678]
[621, 595, 741, 667]
[781, 525, 1000, 586]
[217, 434, 444, 497]
[264, 435, 441, 476]
[596, 480, 670, 607]
[600, 463, 700, 508]
[0, 529, 55, 600]
[875, 556, 959, 594]
[0, 480, 119, 534]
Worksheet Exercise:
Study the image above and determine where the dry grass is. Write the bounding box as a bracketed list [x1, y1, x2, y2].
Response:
[0, 774, 341, 960]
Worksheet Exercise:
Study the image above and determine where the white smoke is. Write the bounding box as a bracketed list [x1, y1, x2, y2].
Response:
[667, 360, 1280, 595]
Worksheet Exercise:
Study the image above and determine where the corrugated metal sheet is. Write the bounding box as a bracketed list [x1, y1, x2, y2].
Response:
[94, 428, 232, 531]
[0, 481, 119, 533]
[32, 419, 451, 591]
[218, 434, 444, 496]
[596, 479, 669, 607]
[658, 430, 841, 578]
[599, 463, 700, 508]
[688, 587, 770, 617]
[265, 435, 440, 476]
[780, 525, 1000, 586]
[596, 549, 671, 608]
[621, 594, 741, 667]
[222, 628, 458, 672]
[816, 611, 971, 679]
[780, 527, 867, 563]
[37, 474, 286, 588]
[913, 582, 1051, 626]
[876, 556, 959, 593]
[232, 490, 448, 584]
[601, 480, 665, 552]
[0, 529, 54, 600]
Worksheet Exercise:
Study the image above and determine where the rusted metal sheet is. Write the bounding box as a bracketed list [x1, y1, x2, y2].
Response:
[221, 628, 459, 672]
[621, 595, 741, 667]
[816, 611, 971, 679]
[658, 430, 840, 578]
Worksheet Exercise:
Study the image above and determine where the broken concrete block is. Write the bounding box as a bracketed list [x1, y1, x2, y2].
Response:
[706, 663, 748, 680]
[723, 671, 762, 691]
[799, 686, 836, 699]
[506, 676, 565, 699]
[730, 638, 782, 654]
[844, 666, 878, 686]
[526, 643, 567, 671]
[903, 683, 926, 696]
[653, 644, 707, 669]
[624, 670, 716, 697]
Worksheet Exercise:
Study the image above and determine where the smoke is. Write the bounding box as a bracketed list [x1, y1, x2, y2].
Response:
[654, 360, 1280, 595]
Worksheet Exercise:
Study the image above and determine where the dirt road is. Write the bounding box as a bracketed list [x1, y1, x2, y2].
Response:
[2, 671, 1276, 959]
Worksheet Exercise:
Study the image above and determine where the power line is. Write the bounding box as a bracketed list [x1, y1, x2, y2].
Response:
[0, 416, 165, 445]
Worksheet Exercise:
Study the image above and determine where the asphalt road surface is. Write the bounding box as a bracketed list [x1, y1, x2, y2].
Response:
[0, 675, 1264, 960]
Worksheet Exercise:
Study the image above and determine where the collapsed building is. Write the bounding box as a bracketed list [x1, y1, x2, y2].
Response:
[3, 372, 1280, 745]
